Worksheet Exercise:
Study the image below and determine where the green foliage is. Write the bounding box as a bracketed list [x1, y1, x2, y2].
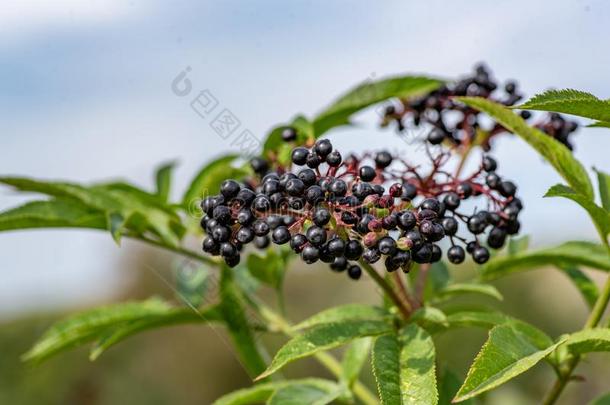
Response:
[433, 283, 503, 303]
[590, 392, 610, 405]
[267, 383, 342, 405]
[0, 199, 106, 231]
[0, 176, 185, 246]
[313, 75, 443, 135]
[562, 328, 610, 355]
[454, 325, 565, 402]
[371, 324, 438, 405]
[456, 97, 594, 199]
[410, 306, 449, 330]
[545, 184, 610, 243]
[479, 241, 610, 281]
[516, 89, 610, 122]
[293, 304, 391, 330]
[182, 154, 249, 207]
[595, 168, 610, 212]
[247, 249, 288, 291]
[559, 266, 599, 309]
[257, 320, 392, 380]
[212, 379, 341, 405]
[155, 161, 176, 203]
[341, 337, 372, 388]
[23, 298, 215, 364]
[438, 369, 474, 405]
[174, 264, 211, 308]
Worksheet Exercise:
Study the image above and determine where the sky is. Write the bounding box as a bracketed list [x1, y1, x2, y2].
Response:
[1, 0, 609, 317]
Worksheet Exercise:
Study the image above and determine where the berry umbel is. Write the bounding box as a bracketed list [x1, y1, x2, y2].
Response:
[200, 138, 523, 277]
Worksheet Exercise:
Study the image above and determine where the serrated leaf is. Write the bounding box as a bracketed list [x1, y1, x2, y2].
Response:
[453, 325, 565, 402]
[456, 97, 594, 199]
[313, 76, 443, 135]
[90, 304, 221, 360]
[182, 154, 248, 207]
[434, 283, 503, 303]
[479, 241, 610, 281]
[247, 249, 287, 290]
[590, 392, 610, 405]
[508, 235, 530, 256]
[559, 266, 599, 309]
[155, 161, 176, 203]
[22, 298, 203, 364]
[219, 265, 268, 378]
[411, 306, 449, 330]
[594, 168, 610, 212]
[341, 337, 372, 388]
[372, 334, 402, 405]
[399, 324, 438, 405]
[257, 320, 392, 380]
[563, 328, 610, 355]
[293, 304, 391, 331]
[545, 184, 610, 243]
[0, 199, 106, 232]
[516, 89, 610, 122]
[267, 383, 341, 405]
[212, 379, 339, 405]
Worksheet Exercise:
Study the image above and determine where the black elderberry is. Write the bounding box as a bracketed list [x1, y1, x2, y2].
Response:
[306, 226, 327, 246]
[363, 248, 381, 264]
[373, 185, 386, 196]
[359, 166, 376, 182]
[345, 240, 363, 260]
[466, 241, 477, 253]
[467, 213, 488, 234]
[305, 185, 324, 204]
[253, 220, 270, 237]
[287, 196, 305, 210]
[472, 246, 490, 264]
[506, 219, 521, 235]
[341, 211, 358, 225]
[347, 265, 362, 280]
[418, 209, 438, 221]
[202, 236, 219, 254]
[266, 215, 283, 230]
[378, 236, 397, 256]
[504, 81, 517, 94]
[327, 238, 346, 257]
[250, 157, 269, 175]
[330, 257, 348, 272]
[486, 172, 501, 189]
[441, 217, 458, 236]
[326, 151, 342, 167]
[235, 188, 256, 206]
[412, 243, 433, 263]
[252, 195, 271, 212]
[427, 128, 446, 145]
[431, 244, 442, 262]
[298, 169, 317, 186]
[282, 127, 297, 142]
[499, 181, 517, 197]
[420, 198, 441, 213]
[291, 147, 309, 165]
[443, 192, 461, 210]
[263, 179, 281, 196]
[224, 254, 240, 268]
[401, 183, 418, 201]
[306, 152, 322, 168]
[220, 242, 238, 258]
[313, 208, 332, 226]
[487, 227, 507, 249]
[314, 139, 333, 157]
[279, 172, 297, 188]
[213, 205, 232, 225]
[285, 178, 305, 197]
[290, 234, 307, 253]
[272, 226, 291, 245]
[254, 236, 270, 249]
[382, 213, 398, 230]
[375, 151, 393, 168]
[482, 155, 498, 172]
[220, 180, 241, 199]
[447, 245, 465, 264]
[456, 182, 473, 199]
[405, 230, 424, 250]
[329, 179, 348, 196]
[236, 227, 255, 244]
[398, 211, 417, 230]
[212, 225, 231, 242]
[301, 246, 320, 264]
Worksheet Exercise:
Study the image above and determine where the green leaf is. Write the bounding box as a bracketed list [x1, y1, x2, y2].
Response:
[445, 310, 511, 330]
[399, 324, 438, 405]
[590, 392, 610, 405]
[589, 121, 610, 128]
[411, 306, 449, 330]
[212, 379, 339, 405]
[267, 383, 341, 405]
[155, 161, 176, 203]
[456, 97, 594, 199]
[594, 168, 610, 212]
[508, 235, 530, 256]
[313, 75, 443, 135]
[434, 283, 503, 303]
[293, 304, 391, 331]
[257, 320, 392, 380]
[263, 115, 315, 160]
[438, 369, 473, 405]
[182, 154, 248, 207]
[563, 328, 610, 355]
[545, 184, 610, 242]
[341, 337, 372, 388]
[174, 263, 211, 308]
[219, 266, 269, 378]
[371, 325, 438, 405]
[479, 241, 610, 281]
[372, 334, 402, 405]
[0, 199, 106, 232]
[89, 304, 221, 360]
[453, 325, 565, 402]
[559, 266, 599, 309]
[22, 298, 205, 364]
[516, 89, 610, 122]
[247, 249, 287, 290]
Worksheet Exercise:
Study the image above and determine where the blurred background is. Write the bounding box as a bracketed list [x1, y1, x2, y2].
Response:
[1, 1, 609, 404]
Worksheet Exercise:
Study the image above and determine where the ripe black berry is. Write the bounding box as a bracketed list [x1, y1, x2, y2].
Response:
[211, 225, 231, 242]
[313, 208, 331, 226]
[301, 246, 320, 264]
[359, 166, 376, 182]
[298, 169, 317, 186]
[427, 128, 446, 145]
[363, 248, 381, 263]
[327, 238, 346, 257]
[499, 181, 517, 197]
[420, 198, 441, 213]
[236, 227, 255, 244]
[488, 227, 507, 249]
[441, 217, 458, 236]
[253, 195, 271, 212]
[447, 245, 465, 264]
[345, 240, 363, 260]
[250, 157, 269, 175]
[375, 151, 393, 168]
[254, 236, 270, 249]
[326, 151, 342, 167]
[486, 173, 501, 189]
[401, 183, 417, 201]
[482, 155, 497, 172]
[398, 211, 417, 230]
[314, 139, 333, 157]
[412, 243, 433, 263]
[220, 180, 241, 199]
[378, 236, 397, 256]
[291, 147, 309, 165]
[330, 257, 348, 272]
[282, 127, 297, 142]
[456, 182, 473, 199]
[290, 234, 307, 252]
[306, 152, 322, 168]
[285, 178, 305, 196]
[472, 246, 490, 264]
[306, 226, 327, 246]
[347, 265, 362, 280]
[253, 220, 270, 236]
[467, 214, 487, 234]
[272, 226, 291, 245]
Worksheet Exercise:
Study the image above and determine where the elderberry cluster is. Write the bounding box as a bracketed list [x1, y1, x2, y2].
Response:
[200, 138, 523, 279]
[383, 64, 579, 150]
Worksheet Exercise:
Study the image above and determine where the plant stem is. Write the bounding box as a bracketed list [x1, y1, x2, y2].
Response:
[149, 238, 379, 405]
[542, 243, 610, 405]
[414, 263, 431, 307]
[359, 260, 412, 319]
